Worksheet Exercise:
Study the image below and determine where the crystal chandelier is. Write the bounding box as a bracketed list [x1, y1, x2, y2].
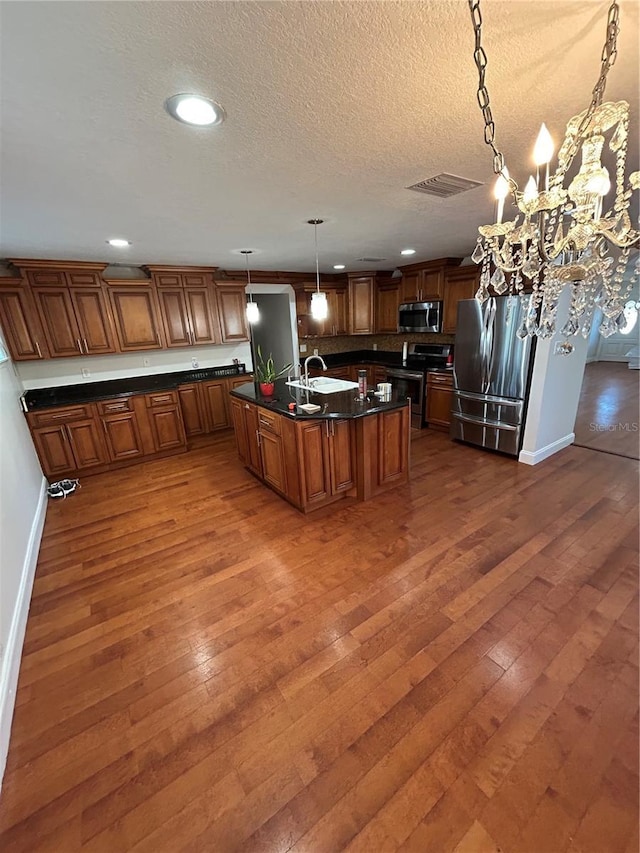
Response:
[468, 0, 639, 345]
[308, 218, 328, 321]
[241, 250, 260, 324]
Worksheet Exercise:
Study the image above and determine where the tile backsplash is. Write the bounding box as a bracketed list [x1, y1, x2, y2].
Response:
[299, 333, 454, 355]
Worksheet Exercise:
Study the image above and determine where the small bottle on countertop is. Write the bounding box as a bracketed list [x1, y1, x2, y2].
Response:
[402, 341, 408, 363]
[358, 369, 367, 400]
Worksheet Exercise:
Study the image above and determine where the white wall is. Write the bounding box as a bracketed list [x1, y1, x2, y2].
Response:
[520, 288, 589, 465]
[17, 341, 253, 390]
[0, 352, 47, 786]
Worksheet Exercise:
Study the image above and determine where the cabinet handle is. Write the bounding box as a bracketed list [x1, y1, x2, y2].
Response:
[48, 412, 73, 420]
[83, 338, 89, 353]
[153, 395, 172, 403]
[35, 341, 42, 358]
[77, 338, 84, 353]
[61, 426, 68, 442]
[245, 403, 250, 410]
[105, 403, 127, 411]
[255, 429, 261, 447]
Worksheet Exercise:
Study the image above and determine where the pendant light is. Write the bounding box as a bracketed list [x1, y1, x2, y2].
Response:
[241, 250, 260, 324]
[308, 219, 328, 321]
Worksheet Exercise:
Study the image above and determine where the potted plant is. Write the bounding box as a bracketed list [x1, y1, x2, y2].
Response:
[254, 345, 292, 396]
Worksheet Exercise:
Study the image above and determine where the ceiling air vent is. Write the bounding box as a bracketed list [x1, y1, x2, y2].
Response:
[407, 173, 483, 198]
[356, 257, 387, 263]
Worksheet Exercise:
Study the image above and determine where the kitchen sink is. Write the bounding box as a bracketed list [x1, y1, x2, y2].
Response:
[285, 377, 359, 394]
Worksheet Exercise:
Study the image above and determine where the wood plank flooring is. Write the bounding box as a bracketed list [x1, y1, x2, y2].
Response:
[573, 362, 640, 459]
[0, 429, 638, 852]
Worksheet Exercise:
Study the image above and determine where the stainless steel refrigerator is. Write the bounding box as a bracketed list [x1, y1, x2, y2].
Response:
[450, 296, 533, 456]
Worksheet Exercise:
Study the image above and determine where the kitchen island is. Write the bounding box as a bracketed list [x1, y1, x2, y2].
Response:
[230, 379, 410, 512]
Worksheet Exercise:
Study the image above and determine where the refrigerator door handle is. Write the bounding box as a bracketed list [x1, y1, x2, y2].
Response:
[483, 299, 497, 393]
[452, 412, 518, 431]
[453, 390, 523, 408]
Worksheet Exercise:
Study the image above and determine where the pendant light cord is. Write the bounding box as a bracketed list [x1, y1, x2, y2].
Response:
[314, 221, 320, 293]
[243, 250, 254, 302]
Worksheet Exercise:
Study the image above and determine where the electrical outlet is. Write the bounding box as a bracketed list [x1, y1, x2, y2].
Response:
[313, 348, 319, 357]
[143, 357, 150, 367]
[299, 343, 307, 353]
[191, 357, 199, 368]
[81, 368, 91, 378]
[372, 343, 378, 351]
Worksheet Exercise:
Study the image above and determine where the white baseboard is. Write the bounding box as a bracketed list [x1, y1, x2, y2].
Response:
[0, 476, 47, 787]
[518, 433, 575, 466]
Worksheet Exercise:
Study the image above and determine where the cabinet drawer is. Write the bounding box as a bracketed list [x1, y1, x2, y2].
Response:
[257, 409, 281, 435]
[30, 404, 94, 426]
[146, 391, 178, 407]
[427, 372, 453, 387]
[97, 397, 134, 415]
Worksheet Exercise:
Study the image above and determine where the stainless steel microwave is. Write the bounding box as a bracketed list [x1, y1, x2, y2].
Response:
[398, 301, 443, 333]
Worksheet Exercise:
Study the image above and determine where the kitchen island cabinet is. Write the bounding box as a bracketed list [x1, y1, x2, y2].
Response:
[230, 380, 410, 512]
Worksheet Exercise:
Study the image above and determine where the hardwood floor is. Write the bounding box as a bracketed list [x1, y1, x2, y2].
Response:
[0, 429, 638, 852]
[573, 362, 640, 459]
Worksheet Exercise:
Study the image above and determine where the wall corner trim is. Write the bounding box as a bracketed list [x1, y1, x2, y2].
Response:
[0, 475, 47, 788]
[518, 433, 575, 466]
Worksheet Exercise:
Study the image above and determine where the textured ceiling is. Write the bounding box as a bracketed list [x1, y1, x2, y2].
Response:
[1, 1, 638, 273]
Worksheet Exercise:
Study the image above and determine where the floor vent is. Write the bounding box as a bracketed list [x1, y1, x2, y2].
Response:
[356, 257, 387, 263]
[407, 173, 483, 198]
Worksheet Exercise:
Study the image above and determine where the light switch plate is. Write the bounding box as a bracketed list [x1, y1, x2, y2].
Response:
[300, 343, 307, 353]
[81, 368, 90, 378]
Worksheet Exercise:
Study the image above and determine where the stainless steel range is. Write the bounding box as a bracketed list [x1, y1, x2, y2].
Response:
[386, 343, 453, 428]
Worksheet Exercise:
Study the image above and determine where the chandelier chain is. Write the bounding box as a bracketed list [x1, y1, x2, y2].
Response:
[468, 0, 620, 193]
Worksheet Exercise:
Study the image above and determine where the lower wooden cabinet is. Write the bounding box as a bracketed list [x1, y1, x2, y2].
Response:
[31, 425, 78, 476]
[425, 372, 454, 429]
[101, 411, 145, 461]
[146, 391, 186, 451]
[202, 381, 230, 430]
[179, 376, 252, 438]
[30, 413, 108, 475]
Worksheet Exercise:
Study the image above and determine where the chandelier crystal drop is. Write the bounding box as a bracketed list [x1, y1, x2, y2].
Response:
[308, 219, 329, 321]
[468, 0, 639, 345]
[241, 251, 260, 324]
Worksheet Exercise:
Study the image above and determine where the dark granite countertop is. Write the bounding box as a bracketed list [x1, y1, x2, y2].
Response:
[23, 363, 248, 411]
[230, 378, 408, 420]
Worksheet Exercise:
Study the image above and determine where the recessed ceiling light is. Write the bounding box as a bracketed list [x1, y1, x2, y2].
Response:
[333, 264, 346, 270]
[107, 238, 131, 248]
[400, 248, 416, 256]
[165, 94, 225, 127]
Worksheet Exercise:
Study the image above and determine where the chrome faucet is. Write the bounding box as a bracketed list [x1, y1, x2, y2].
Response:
[304, 354, 327, 387]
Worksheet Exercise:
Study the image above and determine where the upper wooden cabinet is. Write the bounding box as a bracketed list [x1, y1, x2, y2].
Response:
[375, 279, 400, 334]
[348, 274, 375, 335]
[105, 282, 165, 351]
[299, 281, 348, 338]
[0, 277, 49, 360]
[10, 261, 117, 358]
[146, 266, 221, 347]
[398, 258, 463, 304]
[215, 283, 250, 342]
[443, 265, 480, 334]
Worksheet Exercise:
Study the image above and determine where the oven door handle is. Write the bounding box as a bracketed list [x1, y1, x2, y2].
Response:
[386, 369, 425, 381]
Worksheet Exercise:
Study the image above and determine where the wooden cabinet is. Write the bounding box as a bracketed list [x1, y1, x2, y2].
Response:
[328, 419, 355, 493]
[145, 391, 186, 452]
[373, 366, 388, 386]
[256, 409, 288, 495]
[18, 262, 117, 357]
[215, 284, 249, 342]
[106, 284, 165, 351]
[178, 384, 209, 436]
[443, 266, 480, 334]
[375, 280, 400, 333]
[348, 274, 375, 335]
[28, 404, 107, 476]
[398, 258, 463, 304]
[425, 372, 454, 429]
[179, 375, 253, 439]
[202, 380, 230, 431]
[296, 418, 354, 509]
[0, 279, 49, 360]
[230, 397, 250, 465]
[101, 410, 145, 461]
[303, 284, 348, 337]
[147, 266, 220, 347]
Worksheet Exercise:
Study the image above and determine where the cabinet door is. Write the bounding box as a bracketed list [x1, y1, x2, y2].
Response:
[243, 403, 262, 476]
[443, 272, 479, 334]
[331, 287, 348, 336]
[426, 383, 454, 427]
[185, 287, 220, 345]
[375, 283, 399, 333]
[32, 287, 83, 357]
[108, 287, 165, 351]
[230, 397, 249, 463]
[66, 418, 108, 468]
[400, 271, 420, 303]
[157, 288, 191, 348]
[329, 419, 355, 493]
[297, 421, 331, 506]
[348, 276, 374, 335]
[179, 384, 209, 436]
[421, 269, 444, 300]
[216, 285, 249, 342]
[101, 412, 145, 461]
[31, 425, 75, 476]
[202, 381, 230, 430]
[147, 406, 186, 452]
[378, 408, 409, 485]
[69, 288, 118, 354]
[0, 285, 49, 360]
[259, 430, 287, 494]
[373, 366, 388, 385]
